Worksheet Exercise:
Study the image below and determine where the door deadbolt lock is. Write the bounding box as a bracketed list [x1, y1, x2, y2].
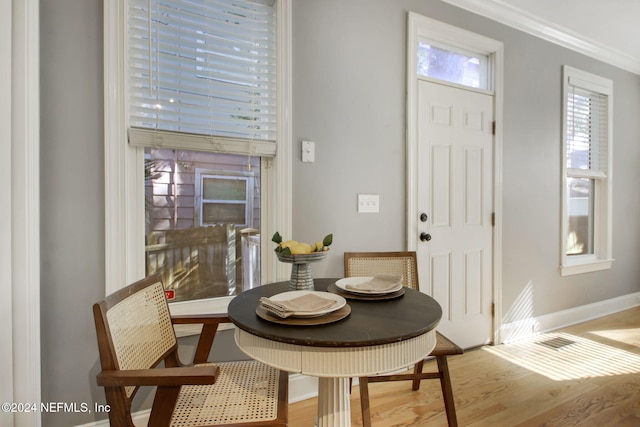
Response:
[420, 213, 428, 222]
[420, 232, 431, 242]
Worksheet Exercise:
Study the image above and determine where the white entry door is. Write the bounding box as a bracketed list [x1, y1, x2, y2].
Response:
[417, 79, 494, 349]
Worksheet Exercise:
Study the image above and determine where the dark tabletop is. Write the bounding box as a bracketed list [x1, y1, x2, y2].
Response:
[228, 278, 442, 348]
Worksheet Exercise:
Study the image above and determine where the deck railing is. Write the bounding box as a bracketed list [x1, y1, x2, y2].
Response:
[145, 225, 238, 302]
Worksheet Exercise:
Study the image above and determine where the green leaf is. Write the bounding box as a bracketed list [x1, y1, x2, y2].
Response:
[322, 234, 333, 247]
[281, 247, 291, 255]
[272, 231, 282, 244]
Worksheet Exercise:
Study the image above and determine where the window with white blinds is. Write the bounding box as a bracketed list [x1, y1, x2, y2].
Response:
[127, 0, 277, 157]
[561, 66, 613, 275]
[566, 85, 608, 178]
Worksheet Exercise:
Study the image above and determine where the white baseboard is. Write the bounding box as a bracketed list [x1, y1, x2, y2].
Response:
[500, 291, 640, 343]
[288, 372, 319, 403]
[75, 409, 151, 427]
[77, 373, 320, 427]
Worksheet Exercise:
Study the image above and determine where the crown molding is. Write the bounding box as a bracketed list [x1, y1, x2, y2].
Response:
[442, 0, 640, 75]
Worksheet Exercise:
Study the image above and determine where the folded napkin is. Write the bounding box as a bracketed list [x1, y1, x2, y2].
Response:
[259, 293, 338, 318]
[345, 274, 403, 293]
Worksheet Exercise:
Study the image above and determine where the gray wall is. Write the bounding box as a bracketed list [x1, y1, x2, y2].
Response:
[292, 0, 640, 316]
[39, 0, 640, 425]
[40, 0, 106, 426]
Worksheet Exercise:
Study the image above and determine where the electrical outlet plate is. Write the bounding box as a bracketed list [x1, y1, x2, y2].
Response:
[358, 194, 379, 213]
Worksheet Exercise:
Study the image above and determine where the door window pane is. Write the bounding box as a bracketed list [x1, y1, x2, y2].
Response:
[417, 40, 488, 89]
[144, 148, 261, 302]
[566, 178, 594, 256]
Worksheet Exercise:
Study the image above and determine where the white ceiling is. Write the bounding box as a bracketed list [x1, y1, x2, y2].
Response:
[507, 0, 640, 60]
[442, 0, 640, 75]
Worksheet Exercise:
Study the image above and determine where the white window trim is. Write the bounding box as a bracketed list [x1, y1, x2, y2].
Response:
[104, 0, 292, 315]
[6, 0, 42, 424]
[560, 66, 614, 276]
[0, 2, 12, 420]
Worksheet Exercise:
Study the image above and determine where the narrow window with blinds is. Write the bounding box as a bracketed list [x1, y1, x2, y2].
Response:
[131, 0, 277, 301]
[561, 66, 613, 275]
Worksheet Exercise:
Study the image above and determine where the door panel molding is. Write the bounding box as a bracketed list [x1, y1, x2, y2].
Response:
[431, 144, 452, 227]
[430, 252, 452, 320]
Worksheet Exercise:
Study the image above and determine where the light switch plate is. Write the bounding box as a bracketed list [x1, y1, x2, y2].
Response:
[358, 194, 379, 213]
[301, 140, 315, 162]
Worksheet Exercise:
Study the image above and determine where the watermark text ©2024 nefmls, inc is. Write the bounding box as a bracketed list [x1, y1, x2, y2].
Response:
[2, 402, 111, 414]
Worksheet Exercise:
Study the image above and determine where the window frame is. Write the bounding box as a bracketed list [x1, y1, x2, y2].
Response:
[104, 0, 292, 318]
[560, 66, 614, 276]
[195, 170, 255, 228]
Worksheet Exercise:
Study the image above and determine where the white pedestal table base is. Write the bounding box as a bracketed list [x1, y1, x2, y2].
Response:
[317, 377, 350, 426]
[235, 328, 436, 427]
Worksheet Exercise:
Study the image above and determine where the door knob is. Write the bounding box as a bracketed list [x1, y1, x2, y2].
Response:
[420, 213, 428, 222]
[420, 232, 431, 242]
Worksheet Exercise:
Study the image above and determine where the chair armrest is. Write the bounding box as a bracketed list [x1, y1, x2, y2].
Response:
[171, 313, 231, 325]
[171, 314, 231, 365]
[97, 365, 219, 387]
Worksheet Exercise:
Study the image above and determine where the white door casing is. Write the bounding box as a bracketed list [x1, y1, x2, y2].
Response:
[406, 12, 504, 347]
[417, 80, 493, 348]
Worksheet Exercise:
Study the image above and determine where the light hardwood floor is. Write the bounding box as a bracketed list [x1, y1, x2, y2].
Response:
[287, 307, 640, 426]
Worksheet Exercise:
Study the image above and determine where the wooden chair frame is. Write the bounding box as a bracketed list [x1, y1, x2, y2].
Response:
[344, 251, 463, 427]
[93, 274, 288, 427]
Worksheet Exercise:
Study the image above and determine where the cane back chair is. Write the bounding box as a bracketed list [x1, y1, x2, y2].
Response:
[344, 251, 463, 427]
[93, 274, 288, 427]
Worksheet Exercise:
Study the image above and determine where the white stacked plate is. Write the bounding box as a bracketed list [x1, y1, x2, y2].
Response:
[335, 277, 403, 295]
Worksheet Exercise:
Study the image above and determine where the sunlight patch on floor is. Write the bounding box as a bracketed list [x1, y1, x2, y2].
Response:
[483, 331, 640, 381]
[589, 328, 640, 347]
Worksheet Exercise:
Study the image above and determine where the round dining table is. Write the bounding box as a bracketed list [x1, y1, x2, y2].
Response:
[227, 278, 442, 427]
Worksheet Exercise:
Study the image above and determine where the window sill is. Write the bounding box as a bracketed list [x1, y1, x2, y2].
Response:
[561, 258, 614, 276]
[169, 295, 235, 338]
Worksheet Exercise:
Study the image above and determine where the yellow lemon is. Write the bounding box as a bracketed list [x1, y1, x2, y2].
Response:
[290, 242, 312, 254]
[280, 240, 297, 249]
